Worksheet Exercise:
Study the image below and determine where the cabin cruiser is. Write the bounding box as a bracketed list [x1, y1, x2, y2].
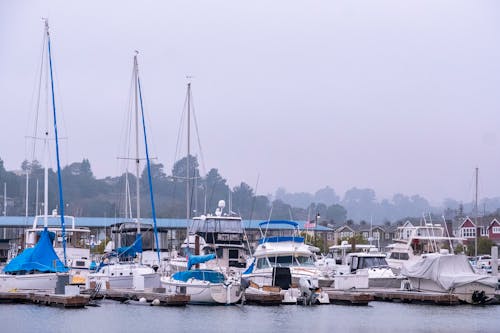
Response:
[401, 252, 497, 304]
[343, 250, 400, 288]
[386, 223, 464, 272]
[167, 200, 249, 274]
[242, 221, 331, 304]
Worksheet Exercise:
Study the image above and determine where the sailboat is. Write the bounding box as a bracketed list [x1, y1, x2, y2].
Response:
[86, 53, 159, 290]
[0, 19, 70, 292]
[160, 83, 243, 304]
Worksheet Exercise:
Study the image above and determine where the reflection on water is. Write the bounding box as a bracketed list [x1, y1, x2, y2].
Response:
[1, 300, 500, 333]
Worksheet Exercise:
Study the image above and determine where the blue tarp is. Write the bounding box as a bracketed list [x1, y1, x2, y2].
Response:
[3, 227, 68, 274]
[187, 254, 216, 270]
[172, 270, 225, 284]
[115, 234, 143, 258]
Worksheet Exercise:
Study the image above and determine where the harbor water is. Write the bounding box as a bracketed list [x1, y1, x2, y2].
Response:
[2, 301, 500, 333]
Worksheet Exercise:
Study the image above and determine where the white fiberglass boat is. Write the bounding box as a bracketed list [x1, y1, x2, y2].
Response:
[401, 253, 497, 304]
[161, 254, 243, 304]
[242, 220, 331, 304]
[386, 222, 464, 272]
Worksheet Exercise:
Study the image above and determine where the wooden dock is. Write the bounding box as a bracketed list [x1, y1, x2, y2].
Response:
[370, 288, 460, 305]
[0, 291, 90, 308]
[323, 288, 373, 305]
[97, 289, 190, 306]
[323, 288, 460, 306]
[244, 291, 283, 306]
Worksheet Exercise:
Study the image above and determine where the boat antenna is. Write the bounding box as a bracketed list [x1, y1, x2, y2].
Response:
[45, 19, 67, 266]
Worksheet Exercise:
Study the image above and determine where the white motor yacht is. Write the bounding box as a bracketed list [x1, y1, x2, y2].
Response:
[242, 220, 331, 304]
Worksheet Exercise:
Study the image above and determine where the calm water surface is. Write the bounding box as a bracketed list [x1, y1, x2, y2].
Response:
[1, 300, 499, 333]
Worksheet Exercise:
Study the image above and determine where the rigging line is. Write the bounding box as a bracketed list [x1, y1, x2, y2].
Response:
[189, 91, 206, 176]
[137, 72, 161, 263]
[30, 29, 47, 163]
[46, 21, 67, 266]
[173, 93, 188, 169]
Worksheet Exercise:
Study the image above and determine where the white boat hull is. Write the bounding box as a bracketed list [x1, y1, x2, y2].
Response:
[161, 277, 242, 304]
[407, 277, 496, 304]
[0, 273, 60, 292]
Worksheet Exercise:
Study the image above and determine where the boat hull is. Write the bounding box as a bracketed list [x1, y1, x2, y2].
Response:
[407, 278, 496, 304]
[0, 273, 60, 292]
[161, 277, 242, 305]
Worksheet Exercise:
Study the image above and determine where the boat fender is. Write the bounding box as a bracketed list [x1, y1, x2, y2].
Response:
[151, 299, 160, 306]
[139, 297, 147, 303]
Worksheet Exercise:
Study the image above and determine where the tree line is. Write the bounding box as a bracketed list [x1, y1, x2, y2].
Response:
[0, 156, 347, 223]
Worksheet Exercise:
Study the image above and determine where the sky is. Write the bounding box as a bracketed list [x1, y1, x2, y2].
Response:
[0, 0, 499, 205]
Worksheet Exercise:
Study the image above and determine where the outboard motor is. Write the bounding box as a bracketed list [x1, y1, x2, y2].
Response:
[471, 290, 488, 304]
[298, 277, 320, 305]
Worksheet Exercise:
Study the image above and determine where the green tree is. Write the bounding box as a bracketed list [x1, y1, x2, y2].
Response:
[466, 237, 495, 256]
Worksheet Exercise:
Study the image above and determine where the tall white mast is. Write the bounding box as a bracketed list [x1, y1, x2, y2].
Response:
[134, 53, 141, 235]
[186, 82, 191, 224]
[43, 20, 49, 227]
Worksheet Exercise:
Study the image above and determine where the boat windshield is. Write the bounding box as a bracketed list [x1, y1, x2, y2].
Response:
[389, 252, 409, 260]
[358, 256, 388, 269]
[265, 255, 316, 267]
[189, 218, 243, 234]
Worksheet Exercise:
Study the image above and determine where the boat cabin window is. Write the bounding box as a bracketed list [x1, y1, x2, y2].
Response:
[256, 258, 270, 269]
[267, 255, 294, 267]
[358, 256, 388, 269]
[229, 249, 239, 259]
[389, 252, 409, 260]
[295, 255, 315, 266]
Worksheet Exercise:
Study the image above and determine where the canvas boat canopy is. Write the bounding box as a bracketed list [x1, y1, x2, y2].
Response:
[401, 254, 497, 290]
[3, 227, 68, 274]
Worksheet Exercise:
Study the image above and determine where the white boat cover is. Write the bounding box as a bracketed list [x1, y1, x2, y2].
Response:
[401, 254, 497, 290]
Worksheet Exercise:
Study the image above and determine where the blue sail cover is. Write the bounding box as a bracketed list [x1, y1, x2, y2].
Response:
[3, 228, 68, 274]
[187, 254, 216, 270]
[172, 270, 225, 284]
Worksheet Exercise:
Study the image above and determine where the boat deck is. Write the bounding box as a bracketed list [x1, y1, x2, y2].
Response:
[324, 288, 461, 305]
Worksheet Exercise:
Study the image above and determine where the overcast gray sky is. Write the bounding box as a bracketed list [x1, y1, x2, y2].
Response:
[1, 0, 499, 204]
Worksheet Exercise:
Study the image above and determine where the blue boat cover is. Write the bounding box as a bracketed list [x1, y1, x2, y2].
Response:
[115, 234, 143, 259]
[258, 236, 304, 245]
[187, 254, 216, 270]
[172, 270, 225, 284]
[3, 227, 68, 274]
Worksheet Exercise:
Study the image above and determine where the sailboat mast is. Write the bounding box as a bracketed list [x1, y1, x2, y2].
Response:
[45, 19, 67, 265]
[186, 83, 191, 223]
[134, 54, 141, 235]
[474, 167, 478, 258]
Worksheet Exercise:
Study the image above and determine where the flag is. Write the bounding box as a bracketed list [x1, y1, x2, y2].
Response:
[304, 221, 316, 228]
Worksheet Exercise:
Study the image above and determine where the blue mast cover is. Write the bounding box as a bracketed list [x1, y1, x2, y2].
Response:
[187, 254, 216, 270]
[3, 228, 68, 273]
